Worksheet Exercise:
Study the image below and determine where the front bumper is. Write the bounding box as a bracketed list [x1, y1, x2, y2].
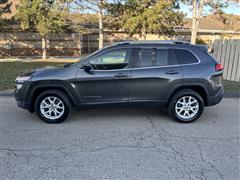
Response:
[207, 87, 224, 106]
[16, 100, 31, 110]
[14, 84, 33, 112]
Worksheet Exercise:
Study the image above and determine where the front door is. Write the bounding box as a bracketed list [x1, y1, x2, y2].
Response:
[75, 48, 132, 104]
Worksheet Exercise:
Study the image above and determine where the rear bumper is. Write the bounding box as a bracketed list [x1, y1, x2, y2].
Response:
[207, 87, 224, 106]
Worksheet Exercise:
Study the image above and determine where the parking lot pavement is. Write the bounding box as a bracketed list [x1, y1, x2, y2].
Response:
[0, 97, 239, 180]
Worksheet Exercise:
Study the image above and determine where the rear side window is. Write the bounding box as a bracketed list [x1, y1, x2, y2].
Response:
[156, 49, 169, 66]
[136, 48, 177, 68]
[137, 49, 155, 67]
[172, 49, 199, 64]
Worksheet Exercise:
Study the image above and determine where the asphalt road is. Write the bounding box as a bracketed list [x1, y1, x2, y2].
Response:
[0, 97, 239, 180]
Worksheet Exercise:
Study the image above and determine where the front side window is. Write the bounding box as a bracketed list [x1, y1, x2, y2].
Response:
[172, 49, 199, 64]
[135, 48, 176, 68]
[89, 49, 131, 70]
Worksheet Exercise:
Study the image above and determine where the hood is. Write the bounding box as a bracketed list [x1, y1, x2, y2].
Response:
[33, 66, 59, 72]
[16, 64, 77, 82]
[18, 66, 63, 79]
[32, 66, 64, 77]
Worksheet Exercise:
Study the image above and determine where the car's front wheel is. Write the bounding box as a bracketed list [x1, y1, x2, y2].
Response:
[35, 90, 72, 123]
[168, 89, 204, 123]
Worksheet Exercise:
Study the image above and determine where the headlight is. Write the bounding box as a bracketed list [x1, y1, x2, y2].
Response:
[16, 76, 31, 83]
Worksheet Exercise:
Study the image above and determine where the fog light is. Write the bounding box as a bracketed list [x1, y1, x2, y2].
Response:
[16, 84, 23, 89]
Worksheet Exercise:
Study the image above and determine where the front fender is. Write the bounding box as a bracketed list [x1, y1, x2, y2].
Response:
[28, 80, 80, 106]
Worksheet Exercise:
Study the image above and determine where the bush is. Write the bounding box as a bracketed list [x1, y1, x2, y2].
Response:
[196, 38, 207, 45]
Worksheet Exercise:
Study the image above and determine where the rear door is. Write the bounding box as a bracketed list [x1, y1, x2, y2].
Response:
[129, 48, 183, 103]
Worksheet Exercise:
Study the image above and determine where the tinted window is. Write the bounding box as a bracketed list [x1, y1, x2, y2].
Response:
[172, 49, 199, 64]
[136, 49, 176, 68]
[156, 49, 169, 66]
[137, 49, 155, 67]
[90, 49, 131, 70]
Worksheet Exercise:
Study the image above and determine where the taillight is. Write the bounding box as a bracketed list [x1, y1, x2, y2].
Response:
[215, 63, 223, 71]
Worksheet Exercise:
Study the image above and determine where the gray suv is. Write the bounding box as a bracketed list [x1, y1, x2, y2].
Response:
[14, 40, 224, 123]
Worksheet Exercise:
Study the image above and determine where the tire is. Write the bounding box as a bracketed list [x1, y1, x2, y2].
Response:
[168, 89, 204, 123]
[34, 90, 72, 123]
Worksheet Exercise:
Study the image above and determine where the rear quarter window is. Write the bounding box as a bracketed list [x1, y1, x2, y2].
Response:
[172, 49, 199, 64]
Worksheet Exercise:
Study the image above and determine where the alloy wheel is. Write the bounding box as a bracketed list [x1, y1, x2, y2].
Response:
[40, 96, 65, 120]
[175, 96, 199, 120]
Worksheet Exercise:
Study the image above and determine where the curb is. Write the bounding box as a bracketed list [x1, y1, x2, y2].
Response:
[224, 93, 240, 98]
[0, 90, 14, 97]
[0, 90, 239, 98]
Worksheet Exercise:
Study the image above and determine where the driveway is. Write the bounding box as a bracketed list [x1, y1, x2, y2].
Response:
[0, 97, 239, 180]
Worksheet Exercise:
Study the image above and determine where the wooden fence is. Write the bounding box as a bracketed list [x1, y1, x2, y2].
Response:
[213, 39, 240, 81]
[0, 32, 81, 57]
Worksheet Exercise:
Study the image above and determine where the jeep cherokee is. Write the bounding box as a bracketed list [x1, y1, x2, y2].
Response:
[14, 40, 224, 123]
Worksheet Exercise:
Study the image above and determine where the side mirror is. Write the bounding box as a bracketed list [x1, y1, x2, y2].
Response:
[82, 63, 93, 73]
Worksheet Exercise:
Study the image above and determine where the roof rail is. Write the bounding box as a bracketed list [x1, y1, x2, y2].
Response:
[114, 40, 191, 45]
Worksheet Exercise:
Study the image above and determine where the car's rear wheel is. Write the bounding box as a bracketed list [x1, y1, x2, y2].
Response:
[35, 90, 71, 123]
[168, 89, 204, 123]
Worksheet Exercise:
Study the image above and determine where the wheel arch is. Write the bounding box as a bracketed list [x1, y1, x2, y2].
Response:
[29, 84, 76, 112]
[168, 85, 208, 106]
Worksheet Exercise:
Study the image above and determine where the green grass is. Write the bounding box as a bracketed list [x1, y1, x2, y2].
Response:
[0, 62, 66, 90]
[222, 80, 240, 94]
[0, 62, 239, 94]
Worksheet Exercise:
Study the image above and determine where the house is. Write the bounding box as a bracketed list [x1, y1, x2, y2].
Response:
[1, 0, 20, 19]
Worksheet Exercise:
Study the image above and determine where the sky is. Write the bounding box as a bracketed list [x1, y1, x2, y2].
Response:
[70, 1, 240, 16]
[180, 1, 240, 17]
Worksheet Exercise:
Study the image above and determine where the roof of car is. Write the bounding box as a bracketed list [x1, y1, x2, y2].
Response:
[114, 40, 191, 46]
[108, 40, 207, 52]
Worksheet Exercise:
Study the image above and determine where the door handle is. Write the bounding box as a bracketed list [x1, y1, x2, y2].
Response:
[165, 70, 179, 75]
[114, 73, 128, 77]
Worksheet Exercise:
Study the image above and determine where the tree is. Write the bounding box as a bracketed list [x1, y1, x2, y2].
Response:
[182, 0, 239, 44]
[107, 0, 184, 40]
[16, 0, 67, 59]
[73, 0, 105, 49]
[0, 0, 12, 28]
[74, 0, 122, 49]
[69, 13, 99, 34]
[104, 1, 126, 31]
